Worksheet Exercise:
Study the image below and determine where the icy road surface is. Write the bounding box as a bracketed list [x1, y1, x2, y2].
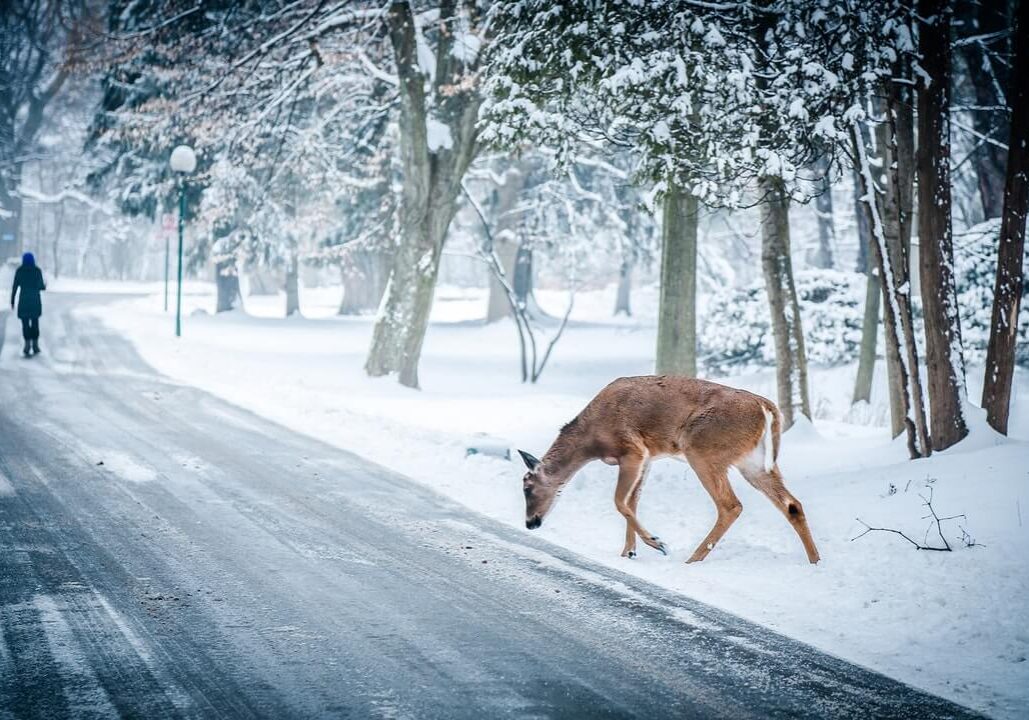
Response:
[0, 296, 982, 719]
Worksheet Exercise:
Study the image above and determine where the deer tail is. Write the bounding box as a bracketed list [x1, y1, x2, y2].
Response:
[760, 405, 778, 472]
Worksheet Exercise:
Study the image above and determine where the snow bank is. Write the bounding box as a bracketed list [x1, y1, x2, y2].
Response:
[76, 281, 1029, 719]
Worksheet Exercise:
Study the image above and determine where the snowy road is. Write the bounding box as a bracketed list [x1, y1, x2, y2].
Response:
[0, 295, 982, 719]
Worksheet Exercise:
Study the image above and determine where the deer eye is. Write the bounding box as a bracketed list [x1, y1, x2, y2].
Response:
[523, 486, 533, 498]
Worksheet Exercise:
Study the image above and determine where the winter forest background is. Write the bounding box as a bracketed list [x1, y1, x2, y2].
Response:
[3, 0, 1027, 450]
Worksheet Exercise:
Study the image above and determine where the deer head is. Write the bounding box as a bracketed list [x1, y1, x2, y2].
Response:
[519, 449, 558, 529]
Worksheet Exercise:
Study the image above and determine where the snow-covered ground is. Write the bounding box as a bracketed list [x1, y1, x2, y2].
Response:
[65, 278, 1028, 719]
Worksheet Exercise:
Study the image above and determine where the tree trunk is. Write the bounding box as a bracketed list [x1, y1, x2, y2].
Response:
[655, 181, 698, 377]
[853, 266, 880, 404]
[614, 258, 633, 316]
[487, 240, 519, 322]
[759, 176, 811, 428]
[982, 0, 1029, 434]
[854, 166, 872, 274]
[486, 166, 526, 323]
[851, 120, 932, 458]
[513, 241, 533, 306]
[876, 78, 917, 439]
[957, 0, 1011, 220]
[285, 248, 300, 317]
[918, 0, 969, 451]
[215, 259, 240, 313]
[364, 0, 481, 388]
[340, 251, 390, 315]
[807, 155, 835, 269]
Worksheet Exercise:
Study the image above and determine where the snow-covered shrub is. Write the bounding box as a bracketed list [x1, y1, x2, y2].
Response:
[953, 219, 1029, 366]
[700, 269, 865, 373]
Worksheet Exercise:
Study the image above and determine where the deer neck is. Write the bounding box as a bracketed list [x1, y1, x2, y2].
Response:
[541, 432, 593, 488]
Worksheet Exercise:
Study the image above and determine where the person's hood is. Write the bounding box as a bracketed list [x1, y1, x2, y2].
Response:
[21, 252, 35, 267]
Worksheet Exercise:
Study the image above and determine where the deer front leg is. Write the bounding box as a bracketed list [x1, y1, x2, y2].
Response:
[615, 456, 665, 557]
[740, 465, 821, 564]
[622, 461, 651, 558]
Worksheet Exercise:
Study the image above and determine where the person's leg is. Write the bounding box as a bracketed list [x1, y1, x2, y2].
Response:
[21, 318, 31, 355]
[30, 318, 40, 353]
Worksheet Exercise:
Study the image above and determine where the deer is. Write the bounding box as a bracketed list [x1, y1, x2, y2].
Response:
[518, 376, 820, 564]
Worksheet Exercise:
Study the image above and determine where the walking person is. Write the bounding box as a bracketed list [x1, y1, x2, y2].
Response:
[10, 252, 46, 357]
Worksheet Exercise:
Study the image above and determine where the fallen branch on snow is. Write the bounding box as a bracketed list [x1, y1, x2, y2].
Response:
[851, 485, 981, 552]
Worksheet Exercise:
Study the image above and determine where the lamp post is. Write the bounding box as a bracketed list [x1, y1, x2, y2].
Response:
[169, 145, 196, 337]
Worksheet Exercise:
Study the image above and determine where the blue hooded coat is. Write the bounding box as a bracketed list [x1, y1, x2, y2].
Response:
[11, 253, 46, 320]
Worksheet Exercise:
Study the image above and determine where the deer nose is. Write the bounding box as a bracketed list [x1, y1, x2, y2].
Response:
[526, 516, 542, 530]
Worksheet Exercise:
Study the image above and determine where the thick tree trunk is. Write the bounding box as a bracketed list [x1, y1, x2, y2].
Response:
[614, 258, 633, 316]
[918, 0, 969, 451]
[852, 121, 932, 458]
[982, 0, 1029, 434]
[759, 176, 811, 428]
[365, 0, 481, 388]
[655, 181, 698, 377]
[285, 248, 300, 317]
[958, 0, 1011, 220]
[366, 203, 455, 387]
[215, 259, 240, 313]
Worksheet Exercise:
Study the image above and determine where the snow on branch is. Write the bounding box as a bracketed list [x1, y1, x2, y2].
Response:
[20, 187, 112, 215]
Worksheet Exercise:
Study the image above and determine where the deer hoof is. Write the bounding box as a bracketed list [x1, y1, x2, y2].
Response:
[627, 550, 636, 559]
[650, 538, 668, 556]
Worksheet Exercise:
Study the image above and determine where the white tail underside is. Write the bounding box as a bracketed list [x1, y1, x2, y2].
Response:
[761, 407, 775, 472]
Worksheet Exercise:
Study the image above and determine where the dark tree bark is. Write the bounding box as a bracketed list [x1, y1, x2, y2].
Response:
[957, 0, 1011, 220]
[982, 0, 1029, 434]
[918, 0, 969, 451]
[759, 176, 811, 428]
[655, 181, 698, 377]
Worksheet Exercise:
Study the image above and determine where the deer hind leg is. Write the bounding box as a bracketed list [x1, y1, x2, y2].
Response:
[684, 457, 742, 563]
[615, 456, 665, 557]
[738, 464, 820, 564]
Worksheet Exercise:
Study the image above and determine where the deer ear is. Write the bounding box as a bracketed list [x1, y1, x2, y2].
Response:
[518, 450, 541, 471]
